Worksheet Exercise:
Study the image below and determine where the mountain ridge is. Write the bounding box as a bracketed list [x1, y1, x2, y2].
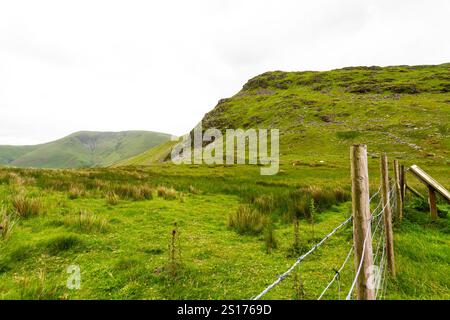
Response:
[0, 130, 172, 168]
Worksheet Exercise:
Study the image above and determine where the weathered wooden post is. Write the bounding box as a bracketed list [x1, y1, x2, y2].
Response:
[350, 144, 375, 300]
[428, 186, 438, 221]
[380, 154, 396, 277]
[393, 160, 403, 222]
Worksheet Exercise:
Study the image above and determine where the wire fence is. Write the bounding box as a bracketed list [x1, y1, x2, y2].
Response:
[252, 184, 397, 301]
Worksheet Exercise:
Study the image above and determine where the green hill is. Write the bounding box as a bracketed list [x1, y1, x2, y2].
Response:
[0, 131, 172, 168]
[119, 63, 450, 167]
[0, 145, 40, 165]
[201, 63, 450, 163]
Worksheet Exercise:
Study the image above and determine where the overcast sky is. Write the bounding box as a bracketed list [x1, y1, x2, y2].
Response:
[1, 0, 449, 145]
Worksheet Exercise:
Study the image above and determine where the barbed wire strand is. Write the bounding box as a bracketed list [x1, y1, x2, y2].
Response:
[252, 183, 396, 301]
[372, 223, 385, 264]
[377, 251, 389, 300]
[317, 245, 354, 300]
[369, 186, 382, 203]
[372, 188, 395, 220]
[252, 215, 353, 300]
[375, 237, 387, 299]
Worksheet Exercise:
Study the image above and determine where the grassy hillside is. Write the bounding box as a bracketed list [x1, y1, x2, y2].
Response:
[0, 145, 40, 165]
[0, 64, 448, 300]
[119, 64, 449, 168]
[0, 131, 172, 169]
[112, 140, 178, 167]
[200, 63, 449, 164]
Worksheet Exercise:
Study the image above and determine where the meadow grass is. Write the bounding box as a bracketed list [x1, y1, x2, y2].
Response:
[0, 163, 448, 300]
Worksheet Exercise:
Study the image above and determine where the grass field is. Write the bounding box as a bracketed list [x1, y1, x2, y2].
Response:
[0, 162, 448, 300]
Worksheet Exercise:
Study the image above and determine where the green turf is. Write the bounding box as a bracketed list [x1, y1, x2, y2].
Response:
[0, 164, 448, 300]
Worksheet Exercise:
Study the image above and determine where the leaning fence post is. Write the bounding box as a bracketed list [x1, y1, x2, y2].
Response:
[381, 153, 396, 277]
[350, 144, 375, 300]
[393, 160, 403, 222]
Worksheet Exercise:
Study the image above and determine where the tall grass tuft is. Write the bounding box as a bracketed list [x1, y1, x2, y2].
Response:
[12, 194, 43, 218]
[1, 206, 17, 241]
[106, 191, 120, 205]
[252, 195, 274, 214]
[288, 192, 312, 221]
[228, 204, 268, 235]
[139, 185, 153, 200]
[68, 185, 85, 199]
[333, 187, 351, 203]
[157, 186, 178, 200]
[287, 185, 350, 221]
[188, 185, 200, 194]
[114, 184, 153, 201]
[63, 209, 108, 233]
[8, 173, 24, 187]
[301, 185, 336, 211]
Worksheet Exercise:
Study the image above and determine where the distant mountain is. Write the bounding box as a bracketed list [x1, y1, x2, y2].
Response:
[0, 131, 172, 168]
[118, 63, 450, 166]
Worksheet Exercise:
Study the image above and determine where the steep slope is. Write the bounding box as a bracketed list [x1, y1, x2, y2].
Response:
[114, 63, 450, 167]
[198, 63, 450, 164]
[0, 131, 172, 168]
[111, 140, 178, 167]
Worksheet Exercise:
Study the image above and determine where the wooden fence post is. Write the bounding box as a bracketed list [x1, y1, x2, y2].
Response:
[393, 160, 403, 222]
[350, 144, 375, 300]
[381, 154, 396, 277]
[428, 186, 438, 221]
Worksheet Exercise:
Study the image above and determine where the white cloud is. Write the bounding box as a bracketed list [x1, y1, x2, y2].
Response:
[0, 0, 449, 145]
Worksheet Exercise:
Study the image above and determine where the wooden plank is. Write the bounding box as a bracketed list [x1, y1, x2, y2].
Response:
[408, 165, 450, 202]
